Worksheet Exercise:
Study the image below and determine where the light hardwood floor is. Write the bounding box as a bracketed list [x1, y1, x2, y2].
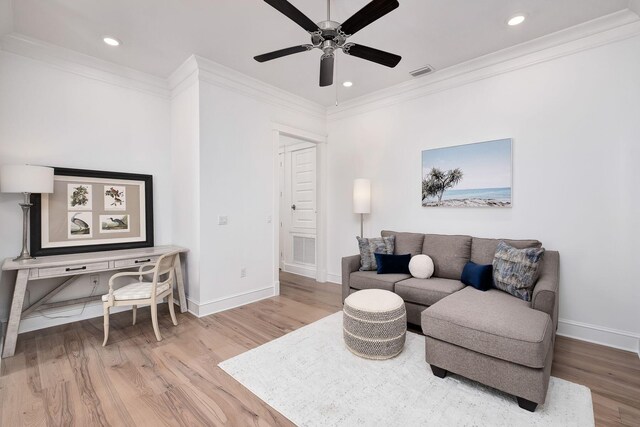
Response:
[1, 271, 638, 426]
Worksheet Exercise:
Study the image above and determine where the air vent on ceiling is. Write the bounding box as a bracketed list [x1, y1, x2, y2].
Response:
[410, 65, 435, 78]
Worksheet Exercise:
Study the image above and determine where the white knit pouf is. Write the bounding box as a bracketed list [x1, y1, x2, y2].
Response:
[343, 289, 407, 360]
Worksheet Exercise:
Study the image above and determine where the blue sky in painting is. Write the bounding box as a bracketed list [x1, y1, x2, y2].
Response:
[421, 139, 512, 190]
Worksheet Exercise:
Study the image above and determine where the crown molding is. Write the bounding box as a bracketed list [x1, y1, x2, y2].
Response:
[0, 33, 170, 98]
[168, 55, 200, 99]
[167, 54, 326, 119]
[191, 55, 326, 119]
[327, 10, 640, 121]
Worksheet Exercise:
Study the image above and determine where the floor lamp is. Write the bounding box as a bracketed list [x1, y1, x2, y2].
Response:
[353, 178, 370, 238]
[0, 165, 54, 261]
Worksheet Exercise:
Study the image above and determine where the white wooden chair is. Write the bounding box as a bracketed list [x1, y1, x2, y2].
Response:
[102, 251, 180, 346]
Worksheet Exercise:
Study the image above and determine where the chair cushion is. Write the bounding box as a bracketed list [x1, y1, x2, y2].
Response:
[381, 230, 425, 256]
[421, 287, 553, 368]
[395, 277, 465, 306]
[422, 234, 472, 280]
[471, 237, 542, 265]
[102, 281, 171, 302]
[349, 271, 410, 292]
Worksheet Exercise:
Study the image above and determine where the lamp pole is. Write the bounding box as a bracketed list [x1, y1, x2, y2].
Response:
[15, 192, 34, 261]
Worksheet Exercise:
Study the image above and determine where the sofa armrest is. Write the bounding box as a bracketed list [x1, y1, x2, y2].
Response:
[532, 251, 560, 330]
[341, 255, 361, 303]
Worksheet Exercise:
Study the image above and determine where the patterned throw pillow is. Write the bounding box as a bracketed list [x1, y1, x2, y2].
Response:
[492, 241, 545, 301]
[357, 236, 395, 271]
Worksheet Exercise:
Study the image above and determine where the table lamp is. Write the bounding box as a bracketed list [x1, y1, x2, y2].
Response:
[0, 165, 54, 261]
[353, 178, 371, 238]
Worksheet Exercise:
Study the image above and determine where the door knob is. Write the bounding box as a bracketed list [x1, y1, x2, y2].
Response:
[291, 204, 296, 210]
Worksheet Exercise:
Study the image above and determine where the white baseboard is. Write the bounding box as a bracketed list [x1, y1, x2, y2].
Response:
[283, 263, 316, 279]
[187, 285, 275, 318]
[557, 318, 640, 355]
[327, 273, 341, 285]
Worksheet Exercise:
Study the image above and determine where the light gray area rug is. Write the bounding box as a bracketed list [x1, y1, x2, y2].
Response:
[219, 312, 594, 427]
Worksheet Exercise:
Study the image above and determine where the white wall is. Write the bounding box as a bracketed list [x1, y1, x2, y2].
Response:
[170, 77, 201, 306]
[195, 64, 326, 315]
[326, 35, 640, 351]
[0, 50, 172, 328]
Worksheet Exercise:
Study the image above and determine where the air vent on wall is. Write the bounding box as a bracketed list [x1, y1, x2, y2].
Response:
[410, 65, 435, 77]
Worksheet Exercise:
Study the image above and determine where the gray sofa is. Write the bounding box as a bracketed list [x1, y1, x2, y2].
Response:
[341, 230, 560, 412]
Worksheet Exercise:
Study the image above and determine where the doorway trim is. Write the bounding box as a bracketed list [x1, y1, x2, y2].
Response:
[272, 123, 327, 295]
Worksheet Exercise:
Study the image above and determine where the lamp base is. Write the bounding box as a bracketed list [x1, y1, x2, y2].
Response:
[15, 194, 34, 262]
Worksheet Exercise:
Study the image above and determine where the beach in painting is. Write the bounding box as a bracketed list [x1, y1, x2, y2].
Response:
[422, 187, 511, 207]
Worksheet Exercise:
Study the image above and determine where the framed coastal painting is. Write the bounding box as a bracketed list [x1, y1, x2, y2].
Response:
[421, 139, 512, 207]
[30, 168, 154, 256]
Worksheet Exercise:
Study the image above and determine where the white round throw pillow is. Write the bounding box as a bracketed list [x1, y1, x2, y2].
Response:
[409, 254, 434, 279]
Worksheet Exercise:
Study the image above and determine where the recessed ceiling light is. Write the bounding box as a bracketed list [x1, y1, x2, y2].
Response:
[343, 81, 353, 87]
[103, 36, 121, 47]
[507, 15, 526, 26]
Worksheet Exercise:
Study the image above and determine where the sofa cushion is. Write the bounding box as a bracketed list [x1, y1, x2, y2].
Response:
[395, 277, 465, 306]
[422, 234, 472, 280]
[493, 241, 546, 302]
[460, 261, 493, 291]
[471, 237, 542, 265]
[349, 271, 410, 292]
[374, 253, 411, 274]
[422, 287, 553, 368]
[357, 236, 395, 271]
[381, 230, 425, 256]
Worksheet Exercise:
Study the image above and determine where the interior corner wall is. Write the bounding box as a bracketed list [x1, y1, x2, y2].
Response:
[326, 35, 640, 351]
[170, 78, 201, 308]
[195, 80, 325, 315]
[0, 50, 172, 328]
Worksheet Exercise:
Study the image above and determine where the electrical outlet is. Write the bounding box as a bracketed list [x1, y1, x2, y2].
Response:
[90, 274, 100, 286]
[240, 267, 247, 278]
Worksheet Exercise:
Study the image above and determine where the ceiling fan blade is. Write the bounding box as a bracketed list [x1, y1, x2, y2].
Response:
[343, 43, 401, 68]
[319, 54, 334, 87]
[340, 0, 399, 36]
[263, 0, 319, 33]
[254, 45, 311, 62]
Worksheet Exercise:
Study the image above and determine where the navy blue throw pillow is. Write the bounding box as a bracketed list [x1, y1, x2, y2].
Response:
[374, 253, 411, 274]
[461, 261, 493, 291]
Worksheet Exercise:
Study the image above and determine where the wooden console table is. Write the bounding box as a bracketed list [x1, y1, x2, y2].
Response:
[1, 245, 188, 358]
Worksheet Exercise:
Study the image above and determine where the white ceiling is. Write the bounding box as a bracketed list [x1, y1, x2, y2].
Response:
[4, 0, 634, 105]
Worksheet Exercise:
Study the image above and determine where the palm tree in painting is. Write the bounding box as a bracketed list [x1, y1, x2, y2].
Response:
[422, 167, 464, 205]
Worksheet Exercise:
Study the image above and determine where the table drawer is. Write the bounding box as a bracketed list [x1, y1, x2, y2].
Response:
[113, 256, 159, 269]
[36, 261, 111, 278]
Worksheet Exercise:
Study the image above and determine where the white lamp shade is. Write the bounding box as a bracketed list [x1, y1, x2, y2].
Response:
[353, 178, 371, 214]
[0, 165, 54, 194]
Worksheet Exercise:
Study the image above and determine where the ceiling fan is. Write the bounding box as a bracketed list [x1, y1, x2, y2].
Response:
[254, 0, 401, 87]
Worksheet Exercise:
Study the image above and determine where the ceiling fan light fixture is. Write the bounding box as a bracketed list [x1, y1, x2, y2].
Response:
[343, 81, 353, 87]
[255, 0, 401, 87]
[103, 36, 121, 47]
[507, 14, 526, 26]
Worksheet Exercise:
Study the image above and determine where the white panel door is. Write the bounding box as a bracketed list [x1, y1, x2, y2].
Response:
[290, 147, 316, 231]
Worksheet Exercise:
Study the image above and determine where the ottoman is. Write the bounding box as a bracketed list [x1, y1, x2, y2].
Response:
[343, 289, 407, 359]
